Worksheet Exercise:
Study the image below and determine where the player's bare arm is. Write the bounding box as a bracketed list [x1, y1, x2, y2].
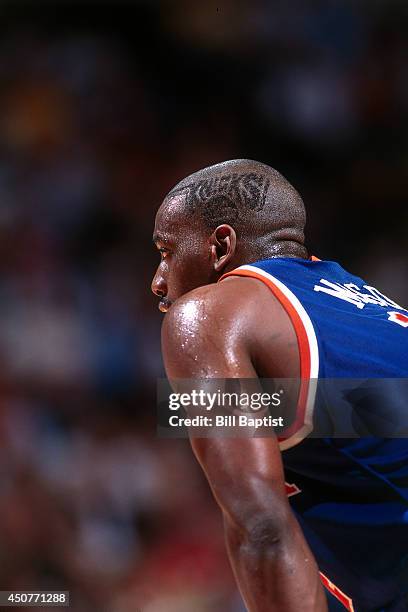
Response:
[161, 277, 327, 612]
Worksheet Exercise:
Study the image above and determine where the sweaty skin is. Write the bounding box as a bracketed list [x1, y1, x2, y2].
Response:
[152, 159, 327, 612]
[160, 278, 327, 612]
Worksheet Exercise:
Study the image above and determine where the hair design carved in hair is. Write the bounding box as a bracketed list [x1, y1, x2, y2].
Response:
[169, 172, 270, 226]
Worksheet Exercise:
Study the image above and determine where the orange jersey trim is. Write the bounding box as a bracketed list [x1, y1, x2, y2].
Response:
[219, 267, 312, 441]
[319, 572, 355, 611]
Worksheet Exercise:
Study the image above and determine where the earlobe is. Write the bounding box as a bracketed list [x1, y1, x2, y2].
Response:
[214, 252, 229, 272]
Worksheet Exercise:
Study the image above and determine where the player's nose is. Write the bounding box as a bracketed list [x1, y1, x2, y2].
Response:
[151, 268, 167, 298]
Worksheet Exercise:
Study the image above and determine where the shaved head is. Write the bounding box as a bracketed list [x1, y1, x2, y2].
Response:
[165, 159, 307, 260]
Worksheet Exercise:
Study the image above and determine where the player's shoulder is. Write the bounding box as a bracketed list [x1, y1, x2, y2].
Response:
[163, 275, 273, 333]
[161, 277, 272, 376]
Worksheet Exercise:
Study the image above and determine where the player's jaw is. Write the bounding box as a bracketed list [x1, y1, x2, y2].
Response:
[152, 255, 214, 313]
[153, 272, 209, 313]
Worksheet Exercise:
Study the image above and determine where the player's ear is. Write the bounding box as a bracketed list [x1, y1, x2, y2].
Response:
[209, 225, 237, 272]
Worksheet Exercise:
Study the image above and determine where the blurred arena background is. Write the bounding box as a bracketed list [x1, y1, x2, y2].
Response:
[0, 1, 407, 611]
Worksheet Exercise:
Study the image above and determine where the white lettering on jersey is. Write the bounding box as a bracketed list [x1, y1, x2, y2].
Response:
[314, 279, 406, 311]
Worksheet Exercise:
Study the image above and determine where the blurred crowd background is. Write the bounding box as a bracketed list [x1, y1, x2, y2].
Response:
[0, 1, 407, 610]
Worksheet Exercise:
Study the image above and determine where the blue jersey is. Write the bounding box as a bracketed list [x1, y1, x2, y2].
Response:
[222, 257, 408, 612]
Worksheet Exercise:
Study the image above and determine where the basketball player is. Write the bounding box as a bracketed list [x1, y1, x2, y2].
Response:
[151, 159, 408, 612]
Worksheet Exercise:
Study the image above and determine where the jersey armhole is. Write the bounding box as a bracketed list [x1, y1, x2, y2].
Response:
[219, 264, 320, 450]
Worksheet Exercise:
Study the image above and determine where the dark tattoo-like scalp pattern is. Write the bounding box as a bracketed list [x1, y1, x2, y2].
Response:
[169, 172, 270, 226]
[163, 158, 308, 259]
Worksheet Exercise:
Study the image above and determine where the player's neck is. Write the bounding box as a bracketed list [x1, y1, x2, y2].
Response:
[227, 241, 308, 271]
